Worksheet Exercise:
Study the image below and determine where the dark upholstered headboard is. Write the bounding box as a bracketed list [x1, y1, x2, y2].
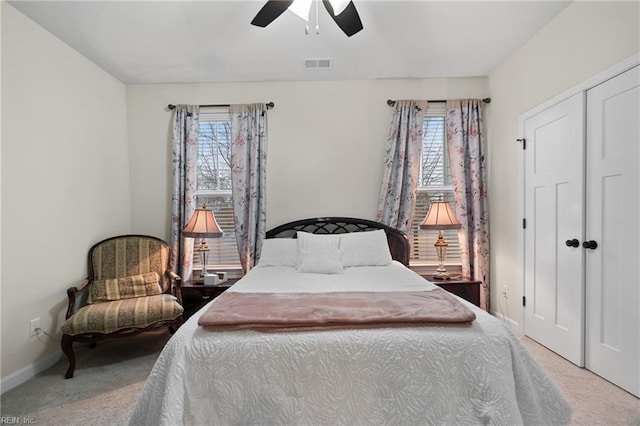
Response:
[265, 217, 409, 266]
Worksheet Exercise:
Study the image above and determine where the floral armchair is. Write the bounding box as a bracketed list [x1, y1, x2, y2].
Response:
[60, 235, 184, 378]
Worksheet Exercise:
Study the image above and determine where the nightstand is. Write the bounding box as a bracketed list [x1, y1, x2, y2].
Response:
[179, 279, 238, 319]
[424, 275, 481, 307]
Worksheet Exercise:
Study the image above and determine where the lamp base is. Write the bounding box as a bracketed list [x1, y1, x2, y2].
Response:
[433, 230, 451, 280]
[432, 269, 451, 280]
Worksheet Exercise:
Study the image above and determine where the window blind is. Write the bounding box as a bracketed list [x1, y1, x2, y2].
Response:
[410, 190, 461, 264]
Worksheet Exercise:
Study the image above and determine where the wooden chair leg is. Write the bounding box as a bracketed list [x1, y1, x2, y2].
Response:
[169, 316, 184, 334]
[61, 334, 76, 379]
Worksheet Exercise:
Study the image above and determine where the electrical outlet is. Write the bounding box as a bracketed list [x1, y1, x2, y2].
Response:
[502, 285, 509, 299]
[30, 318, 40, 337]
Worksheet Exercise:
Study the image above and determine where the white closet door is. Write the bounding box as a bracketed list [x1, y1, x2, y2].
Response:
[585, 65, 640, 397]
[523, 92, 585, 366]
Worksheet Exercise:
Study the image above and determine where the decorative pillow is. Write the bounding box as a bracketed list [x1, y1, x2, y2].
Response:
[340, 230, 393, 267]
[296, 232, 344, 274]
[257, 238, 298, 267]
[88, 272, 162, 304]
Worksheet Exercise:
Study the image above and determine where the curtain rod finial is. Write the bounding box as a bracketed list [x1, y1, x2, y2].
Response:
[387, 99, 396, 106]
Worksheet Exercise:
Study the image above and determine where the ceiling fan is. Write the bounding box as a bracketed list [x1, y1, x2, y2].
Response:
[251, 0, 364, 37]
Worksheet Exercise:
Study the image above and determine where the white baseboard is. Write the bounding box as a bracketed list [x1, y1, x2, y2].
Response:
[1, 351, 63, 394]
[491, 310, 523, 337]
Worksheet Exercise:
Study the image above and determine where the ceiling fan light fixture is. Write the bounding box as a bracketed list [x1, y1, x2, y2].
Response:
[252, 0, 363, 37]
[288, 0, 313, 21]
[329, 0, 350, 15]
[289, 0, 349, 22]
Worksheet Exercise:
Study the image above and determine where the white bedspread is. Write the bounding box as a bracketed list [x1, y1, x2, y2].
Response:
[130, 264, 572, 425]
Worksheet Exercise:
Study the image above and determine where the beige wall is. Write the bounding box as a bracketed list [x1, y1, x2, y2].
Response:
[126, 78, 489, 238]
[487, 1, 639, 326]
[1, 3, 131, 379]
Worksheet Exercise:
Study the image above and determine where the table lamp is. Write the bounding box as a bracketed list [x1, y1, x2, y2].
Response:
[182, 205, 223, 285]
[420, 197, 461, 280]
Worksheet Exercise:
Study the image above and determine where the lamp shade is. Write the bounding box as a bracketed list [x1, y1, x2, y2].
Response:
[182, 206, 224, 238]
[420, 199, 461, 230]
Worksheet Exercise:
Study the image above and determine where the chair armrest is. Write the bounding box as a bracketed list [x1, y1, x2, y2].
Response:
[167, 269, 180, 283]
[165, 269, 183, 305]
[65, 278, 90, 320]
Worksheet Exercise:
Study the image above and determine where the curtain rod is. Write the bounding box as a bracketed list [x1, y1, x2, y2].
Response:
[386, 98, 491, 107]
[167, 102, 275, 110]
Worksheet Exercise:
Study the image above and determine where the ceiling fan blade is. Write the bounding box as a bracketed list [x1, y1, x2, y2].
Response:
[251, 0, 294, 27]
[322, 0, 363, 37]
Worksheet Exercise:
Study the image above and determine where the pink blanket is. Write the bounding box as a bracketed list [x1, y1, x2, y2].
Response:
[198, 288, 476, 332]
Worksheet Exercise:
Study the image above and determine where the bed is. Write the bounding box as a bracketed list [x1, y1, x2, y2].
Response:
[129, 217, 571, 425]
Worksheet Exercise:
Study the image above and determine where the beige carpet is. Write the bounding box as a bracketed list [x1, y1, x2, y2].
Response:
[0, 330, 170, 425]
[1, 330, 639, 425]
[521, 337, 640, 425]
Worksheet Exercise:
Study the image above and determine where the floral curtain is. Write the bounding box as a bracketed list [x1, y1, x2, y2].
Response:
[230, 103, 268, 273]
[446, 100, 490, 311]
[376, 100, 424, 233]
[169, 105, 199, 280]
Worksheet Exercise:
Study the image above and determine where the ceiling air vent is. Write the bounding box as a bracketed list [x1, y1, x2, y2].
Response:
[304, 58, 332, 70]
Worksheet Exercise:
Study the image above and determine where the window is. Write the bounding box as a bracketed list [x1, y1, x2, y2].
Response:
[409, 106, 461, 269]
[194, 110, 241, 272]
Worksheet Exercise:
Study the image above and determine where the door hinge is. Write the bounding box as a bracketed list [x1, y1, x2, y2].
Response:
[522, 296, 526, 307]
[516, 138, 526, 149]
[522, 218, 527, 229]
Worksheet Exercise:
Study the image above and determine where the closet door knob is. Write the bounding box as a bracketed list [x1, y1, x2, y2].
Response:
[582, 240, 598, 250]
[565, 239, 580, 248]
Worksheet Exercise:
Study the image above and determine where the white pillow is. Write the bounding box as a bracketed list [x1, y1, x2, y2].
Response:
[296, 232, 344, 274]
[257, 239, 298, 267]
[340, 230, 392, 267]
